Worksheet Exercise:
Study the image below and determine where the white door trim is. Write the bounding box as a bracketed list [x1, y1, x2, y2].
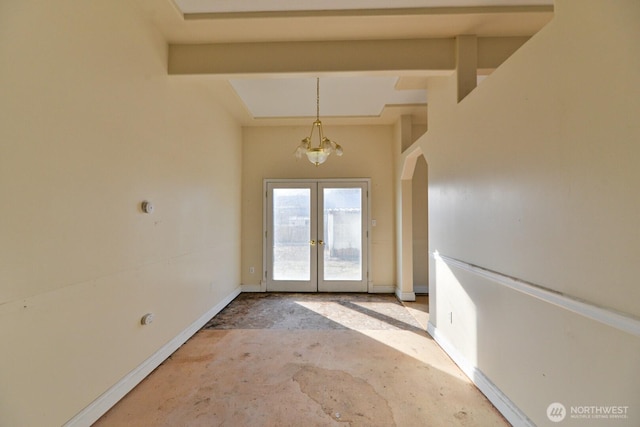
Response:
[317, 181, 368, 292]
[263, 178, 371, 293]
[265, 182, 317, 292]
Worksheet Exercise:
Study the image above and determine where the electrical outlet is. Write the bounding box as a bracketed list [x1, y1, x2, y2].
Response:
[249, 267, 255, 274]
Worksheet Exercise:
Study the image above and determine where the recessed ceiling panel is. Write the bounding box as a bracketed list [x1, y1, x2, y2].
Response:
[229, 77, 427, 118]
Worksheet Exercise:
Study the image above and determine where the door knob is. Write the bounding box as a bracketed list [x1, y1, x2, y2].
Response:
[310, 240, 316, 246]
[318, 240, 324, 246]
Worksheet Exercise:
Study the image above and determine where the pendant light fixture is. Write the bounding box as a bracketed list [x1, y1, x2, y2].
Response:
[294, 78, 343, 166]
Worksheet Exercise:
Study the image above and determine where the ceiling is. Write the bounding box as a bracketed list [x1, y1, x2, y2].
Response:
[142, 0, 554, 126]
[229, 77, 428, 120]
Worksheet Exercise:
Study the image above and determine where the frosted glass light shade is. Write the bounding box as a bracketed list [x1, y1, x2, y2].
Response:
[306, 148, 329, 166]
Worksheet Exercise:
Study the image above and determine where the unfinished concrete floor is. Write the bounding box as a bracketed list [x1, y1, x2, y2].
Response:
[95, 293, 508, 426]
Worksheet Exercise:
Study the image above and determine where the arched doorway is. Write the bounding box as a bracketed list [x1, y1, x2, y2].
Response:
[398, 147, 429, 327]
[398, 146, 429, 296]
[412, 155, 429, 295]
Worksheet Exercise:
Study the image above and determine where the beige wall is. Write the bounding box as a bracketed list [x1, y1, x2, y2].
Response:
[242, 125, 396, 289]
[412, 156, 428, 291]
[4, 0, 638, 425]
[416, 0, 640, 425]
[0, 1, 242, 425]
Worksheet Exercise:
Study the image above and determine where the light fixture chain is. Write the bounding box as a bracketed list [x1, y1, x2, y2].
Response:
[316, 78, 320, 120]
[295, 76, 342, 166]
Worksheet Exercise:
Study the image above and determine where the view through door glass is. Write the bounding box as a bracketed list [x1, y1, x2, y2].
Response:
[272, 187, 311, 281]
[322, 187, 362, 281]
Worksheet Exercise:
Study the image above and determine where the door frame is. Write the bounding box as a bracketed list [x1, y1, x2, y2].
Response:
[264, 181, 318, 292]
[263, 178, 372, 293]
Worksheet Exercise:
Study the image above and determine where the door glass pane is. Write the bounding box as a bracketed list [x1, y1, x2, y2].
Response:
[323, 188, 362, 281]
[273, 188, 311, 281]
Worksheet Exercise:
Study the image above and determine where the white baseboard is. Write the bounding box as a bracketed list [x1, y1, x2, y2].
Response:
[369, 284, 395, 293]
[64, 286, 242, 427]
[413, 285, 429, 294]
[427, 322, 534, 427]
[395, 288, 416, 302]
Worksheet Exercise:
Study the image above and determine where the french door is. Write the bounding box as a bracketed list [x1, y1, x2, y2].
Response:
[265, 180, 369, 292]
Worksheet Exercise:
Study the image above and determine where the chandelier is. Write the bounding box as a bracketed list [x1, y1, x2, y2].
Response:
[294, 78, 343, 166]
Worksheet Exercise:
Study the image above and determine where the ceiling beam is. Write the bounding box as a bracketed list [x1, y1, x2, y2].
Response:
[182, 6, 554, 20]
[456, 35, 478, 102]
[168, 36, 529, 76]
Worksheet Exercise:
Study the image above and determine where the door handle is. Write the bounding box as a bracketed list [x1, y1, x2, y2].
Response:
[310, 240, 316, 246]
[318, 240, 324, 246]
